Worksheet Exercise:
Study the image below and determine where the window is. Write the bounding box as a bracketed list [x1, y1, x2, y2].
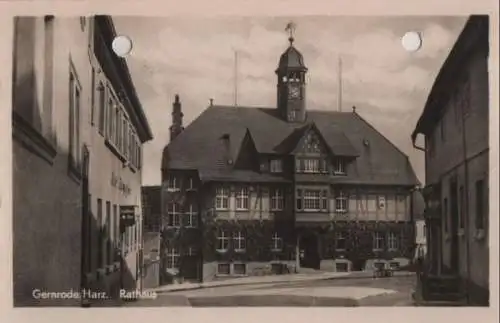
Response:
[335, 231, 347, 250]
[475, 180, 485, 230]
[335, 191, 348, 213]
[303, 159, 320, 173]
[166, 248, 180, 269]
[13, 16, 55, 145]
[333, 158, 346, 175]
[186, 247, 197, 256]
[187, 177, 195, 190]
[97, 199, 103, 268]
[233, 263, 247, 275]
[217, 263, 230, 275]
[166, 174, 179, 191]
[303, 190, 320, 211]
[106, 93, 114, 140]
[117, 110, 123, 151]
[217, 230, 229, 252]
[443, 198, 448, 233]
[122, 118, 128, 154]
[296, 189, 303, 210]
[378, 195, 386, 210]
[373, 232, 384, 251]
[236, 187, 249, 210]
[390, 262, 400, 270]
[137, 140, 142, 169]
[215, 187, 229, 210]
[270, 159, 283, 173]
[459, 186, 465, 229]
[114, 105, 120, 145]
[271, 188, 284, 210]
[271, 232, 283, 251]
[387, 232, 399, 251]
[233, 231, 246, 252]
[186, 204, 198, 228]
[321, 190, 328, 210]
[167, 203, 181, 227]
[90, 67, 95, 125]
[98, 83, 105, 135]
[423, 223, 427, 238]
[69, 65, 81, 173]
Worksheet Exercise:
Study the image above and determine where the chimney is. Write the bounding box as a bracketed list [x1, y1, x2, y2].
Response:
[169, 94, 184, 142]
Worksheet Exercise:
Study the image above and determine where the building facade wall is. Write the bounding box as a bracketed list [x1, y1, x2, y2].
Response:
[160, 170, 415, 281]
[12, 16, 147, 306]
[83, 16, 145, 295]
[423, 36, 489, 303]
[12, 16, 85, 307]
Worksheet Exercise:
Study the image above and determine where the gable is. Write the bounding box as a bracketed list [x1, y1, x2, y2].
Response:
[292, 124, 331, 157]
[234, 129, 259, 170]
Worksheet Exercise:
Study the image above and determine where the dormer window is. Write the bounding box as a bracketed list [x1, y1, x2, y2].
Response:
[166, 174, 179, 192]
[270, 159, 283, 173]
[333, 158, 346, 175]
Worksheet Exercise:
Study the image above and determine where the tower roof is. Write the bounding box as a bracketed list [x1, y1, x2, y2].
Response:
[276, 44, 307, 73]
[277, 45, 307, 72]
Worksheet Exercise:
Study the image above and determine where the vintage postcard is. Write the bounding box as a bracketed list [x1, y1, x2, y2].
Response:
[1, 0, 498, 322]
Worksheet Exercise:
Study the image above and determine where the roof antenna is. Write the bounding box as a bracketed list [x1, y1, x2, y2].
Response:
[209, 98, 214, 106]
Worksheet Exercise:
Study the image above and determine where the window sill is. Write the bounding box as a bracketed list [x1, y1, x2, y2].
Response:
[335, 249, 347, 252]
[234, 249, 246, 253]
[372, 249, 383, 252]
[271, 208, 284, 212]
[12, 111, 57, 165]
[458, 229, 465, 236]
[236, 208, 249, 211]
[335, 210, 348, 214]
[104, 138, 127, 163]
[215, 273, 231, 277]
[186, 188, 197, 192]
[167, 188, 181, 192]
[271, 249, 283, 253]
[215, 208, 229, 211]
[388, 248, 399, 252]
[216, 249, 228, 254]
[96, 268, 107, 279]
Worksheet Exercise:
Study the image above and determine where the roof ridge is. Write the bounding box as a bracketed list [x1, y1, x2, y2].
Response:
[352, 111, 410, 160]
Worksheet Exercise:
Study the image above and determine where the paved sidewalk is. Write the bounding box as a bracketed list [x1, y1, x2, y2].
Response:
[148, 272, 350, 294]
[147, 271, 415, 294]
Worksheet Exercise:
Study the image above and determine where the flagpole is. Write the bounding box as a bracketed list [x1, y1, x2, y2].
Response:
[234, 50, 238, 107]
[338, 55, 343, 112]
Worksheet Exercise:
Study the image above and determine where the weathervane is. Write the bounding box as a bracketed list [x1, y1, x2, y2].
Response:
[285, 21, 297, 45]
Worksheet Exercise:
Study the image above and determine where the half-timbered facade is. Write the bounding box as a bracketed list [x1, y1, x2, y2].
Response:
[161, 33, 419, 282]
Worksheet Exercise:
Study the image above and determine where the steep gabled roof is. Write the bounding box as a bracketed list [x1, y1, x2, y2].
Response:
[162, 105, 419, 186]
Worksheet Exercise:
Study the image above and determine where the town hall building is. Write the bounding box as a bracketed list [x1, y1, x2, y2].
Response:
[161, 29, 420, 282]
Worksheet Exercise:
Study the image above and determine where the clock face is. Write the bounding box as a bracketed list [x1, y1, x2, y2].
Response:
[288, 84, 300, 99]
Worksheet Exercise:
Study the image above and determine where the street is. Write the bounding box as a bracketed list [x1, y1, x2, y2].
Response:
[124, 273, 416, 307]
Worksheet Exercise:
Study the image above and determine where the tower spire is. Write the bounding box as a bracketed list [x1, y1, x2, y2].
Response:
[285, 21, 296, 46]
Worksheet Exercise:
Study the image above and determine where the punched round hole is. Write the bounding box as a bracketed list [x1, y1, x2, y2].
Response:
[112, 35, 133, 57]
[401, 31, 422, 52]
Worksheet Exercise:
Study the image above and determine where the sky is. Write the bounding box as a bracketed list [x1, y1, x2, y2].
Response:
[112, 16, 468, 186]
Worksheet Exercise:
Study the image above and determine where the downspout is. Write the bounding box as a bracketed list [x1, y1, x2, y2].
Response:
[459, 87, 471, 305]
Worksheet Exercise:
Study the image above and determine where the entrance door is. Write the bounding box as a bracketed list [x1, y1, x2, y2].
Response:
[80, 147, 91, 291]
[449, 180, 459, 274]
[299, 232, 320, 269]
[180, 255, 200, 281]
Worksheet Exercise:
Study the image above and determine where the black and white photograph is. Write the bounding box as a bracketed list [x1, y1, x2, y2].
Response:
[8, 11, 493, 309]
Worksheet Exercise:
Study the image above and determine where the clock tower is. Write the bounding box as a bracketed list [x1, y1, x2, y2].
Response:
[276, 22, 308, 123]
